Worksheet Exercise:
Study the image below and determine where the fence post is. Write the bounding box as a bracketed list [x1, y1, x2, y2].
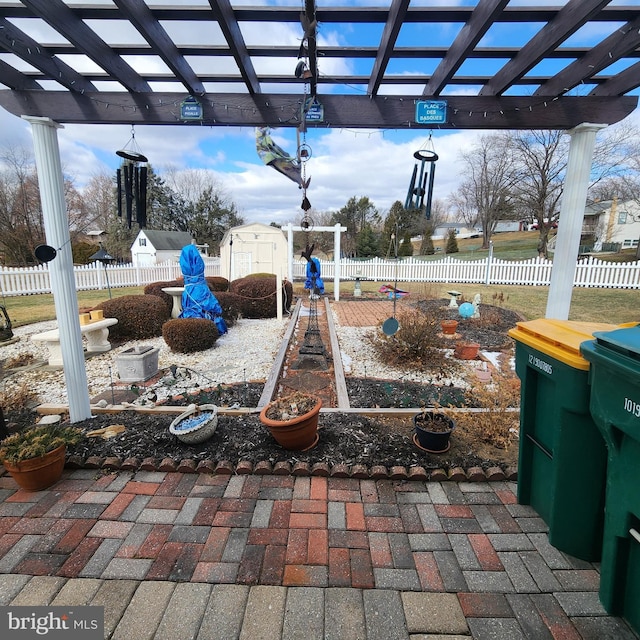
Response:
[484, 241, 493, 285]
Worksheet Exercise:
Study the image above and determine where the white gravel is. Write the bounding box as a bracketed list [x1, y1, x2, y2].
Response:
[1, 310, 492, 407]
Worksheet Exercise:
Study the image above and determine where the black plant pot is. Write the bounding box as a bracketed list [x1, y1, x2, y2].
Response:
[413, 411, 455, 453]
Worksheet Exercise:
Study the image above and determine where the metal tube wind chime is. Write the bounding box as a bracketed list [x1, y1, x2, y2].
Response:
[404, 134, 439, 219]
[116, 127, 148, 229]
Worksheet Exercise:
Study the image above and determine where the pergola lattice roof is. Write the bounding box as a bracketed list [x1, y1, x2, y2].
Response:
[0, 0, 638, 130]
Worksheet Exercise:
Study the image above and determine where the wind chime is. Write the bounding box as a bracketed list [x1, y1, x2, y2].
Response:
[404, 133, 439, 219]
[116, 127, 148, 229]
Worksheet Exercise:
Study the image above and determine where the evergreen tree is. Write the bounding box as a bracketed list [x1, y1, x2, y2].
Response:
[445, 229, 459, 254]
[398, 232, 414, 257]
[420, 229, 435, 255]
[356, 222, 379, 258]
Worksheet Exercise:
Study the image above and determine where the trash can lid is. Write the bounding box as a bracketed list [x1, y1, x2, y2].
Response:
[592, 324, 640, 361]
[508, 319, 620, 370]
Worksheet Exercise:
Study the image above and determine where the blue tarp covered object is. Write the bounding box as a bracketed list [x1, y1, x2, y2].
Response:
[304, 257, 324, 294]
[179, 244, 227, 334]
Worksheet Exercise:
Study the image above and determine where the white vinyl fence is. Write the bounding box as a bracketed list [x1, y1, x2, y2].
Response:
[1, 255, 639, 296]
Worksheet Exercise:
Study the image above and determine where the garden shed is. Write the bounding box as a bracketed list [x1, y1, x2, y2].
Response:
[220, 223, 287, 281]
[131, 230, 194, 265]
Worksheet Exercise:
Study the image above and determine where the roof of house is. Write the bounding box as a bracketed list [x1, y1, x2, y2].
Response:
[137, 230, 194, 251]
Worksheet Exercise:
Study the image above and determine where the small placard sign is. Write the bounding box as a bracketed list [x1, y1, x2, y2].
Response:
[415, 100, 447, 125]
[181, 96, 203, 121]
[304, 98, 324, 122]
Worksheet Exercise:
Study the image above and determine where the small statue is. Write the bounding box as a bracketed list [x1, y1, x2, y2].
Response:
[472, 293, 481, 319]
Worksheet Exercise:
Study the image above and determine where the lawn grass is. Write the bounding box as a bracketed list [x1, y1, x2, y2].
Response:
[3, 281, 638, 329]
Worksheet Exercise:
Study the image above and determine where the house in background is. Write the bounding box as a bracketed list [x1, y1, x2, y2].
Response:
[432, 222, 478, 240]
[584, 198, 640, 252]
[219, 223, 287, 281]
[131, 230, 195, 265]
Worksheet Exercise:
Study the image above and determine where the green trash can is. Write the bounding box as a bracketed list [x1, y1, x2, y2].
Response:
[508, 319, 617, 562]
[581, 325, 640, 634]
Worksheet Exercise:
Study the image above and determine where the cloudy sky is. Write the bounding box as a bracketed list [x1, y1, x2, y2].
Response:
[0, 0, 638, 226]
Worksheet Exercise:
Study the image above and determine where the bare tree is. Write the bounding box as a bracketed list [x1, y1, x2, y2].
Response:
[452, 133, 517, 249]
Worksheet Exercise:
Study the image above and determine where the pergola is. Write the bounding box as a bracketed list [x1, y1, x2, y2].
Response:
[0, 0, 637, 421]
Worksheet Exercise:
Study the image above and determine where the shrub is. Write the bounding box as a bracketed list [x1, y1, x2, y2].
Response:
[143, 280, 182, 315]
[94, 295, 169, 340]
[162, 318, 219, 353]
[230, 274, 292, 318]
[369, 308, 459, 375]
[449, 374, 521, 450]
[214, 291, 242, 328]
[205, 276, 230, 292]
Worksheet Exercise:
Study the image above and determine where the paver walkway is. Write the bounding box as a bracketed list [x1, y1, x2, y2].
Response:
[0, 470, 637, 639]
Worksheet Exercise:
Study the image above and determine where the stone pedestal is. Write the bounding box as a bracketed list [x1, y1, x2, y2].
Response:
[116, 345, 159, 382]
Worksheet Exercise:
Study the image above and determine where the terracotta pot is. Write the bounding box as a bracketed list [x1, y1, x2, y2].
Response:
[413, 412, 455, 454]
[2, 445, 66, 492]
[475, 369, 492, 383]
[441, 319, 458, 335]
[259, 397, 322, 450]
[454, 342, 480, 360]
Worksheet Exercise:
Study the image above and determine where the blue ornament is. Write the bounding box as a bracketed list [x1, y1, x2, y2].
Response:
[458, 302, 474, 319]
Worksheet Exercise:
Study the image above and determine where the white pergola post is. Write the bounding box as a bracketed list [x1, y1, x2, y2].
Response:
[546, 122, 607, 320]
[286, 222, 294, 284]
[23, 116, 92, 422]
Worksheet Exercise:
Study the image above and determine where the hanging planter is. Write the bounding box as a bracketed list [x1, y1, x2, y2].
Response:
[413, 410, 455, 454]
[454, 342, 480, 360]
[259, 391, 321, 451]
[440, 319, 459, 335]
[169, 404, 218, 444]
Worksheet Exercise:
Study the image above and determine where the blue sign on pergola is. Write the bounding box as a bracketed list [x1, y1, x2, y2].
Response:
[415, 101, 448, 125]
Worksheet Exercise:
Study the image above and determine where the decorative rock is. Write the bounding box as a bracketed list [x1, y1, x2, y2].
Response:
[448, 467, 466, 481]
[466, 466, 486, 482]
[485, 466, 506, 481]
[292, 462, 310, 476]
[330, 463, 350, 478]
[273, 461, 292, 475]
[196, 460, 216, 474]
[66, 455, 84, 469]
[38, 414, 61, 425]
[253, 460, 272, 475]
[140, 457, 157, 471]
[429, 468, 448, 482]
[350, 464, 369, 479]
[102, 457, 121, 470]
[389, 466, 408, 480]
[408, 466, 429, 481]
[310, 462, 330, 476]
[505, 466, 518, 481]
[120, 457, 140, 471]
[159, 458, 177, 472]
[235, 460, 253, 475]
[370, 465, 388, 479]
[214, 460, 234, 475]
[84, 456, 105, 469]
[177, 459, 197, 473]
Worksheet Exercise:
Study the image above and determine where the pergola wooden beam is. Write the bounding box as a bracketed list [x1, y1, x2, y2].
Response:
[21, 0, 150, 93]
[1, 91, 635, 130]
[423, 0, 509, 97]
[113, 0, 205, 96]
[480, 0, 612, 97]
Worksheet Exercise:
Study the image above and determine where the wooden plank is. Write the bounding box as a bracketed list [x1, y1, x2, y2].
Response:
[257, 298, 301, 408]
[324, 297, 350, 410]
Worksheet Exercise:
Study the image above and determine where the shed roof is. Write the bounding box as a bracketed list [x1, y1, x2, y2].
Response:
[138, 230, 193, 251]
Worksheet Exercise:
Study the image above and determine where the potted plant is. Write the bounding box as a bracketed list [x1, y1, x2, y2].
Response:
[0, 423, 84, 491]
[259, 391, 321, 450]
[454, 341, 480, 360]
[413, 409, 455, 453]
[440, 319, 459, 336]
